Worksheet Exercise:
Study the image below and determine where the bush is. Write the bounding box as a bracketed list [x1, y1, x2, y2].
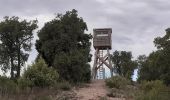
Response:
[0, 76, 18, 95]
[22, 58, 59, 87]
[105, 76, 130, 89]
[99, 96, 108, 100]
[55, 81, 71, 91]
[33, 96, 52, 100]
[17, 78, 33, 89]
[135, 80, 170, 100]
[54, 50, 91, 83]
[140, 80, 165, 91]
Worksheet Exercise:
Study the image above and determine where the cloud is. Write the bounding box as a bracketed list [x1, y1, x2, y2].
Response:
[0, 0, 170, 62]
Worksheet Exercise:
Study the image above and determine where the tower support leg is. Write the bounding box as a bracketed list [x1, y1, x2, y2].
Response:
[107, 48, 113, 77]
[92, 49, 99, 79]
[92, 48, 113, 79]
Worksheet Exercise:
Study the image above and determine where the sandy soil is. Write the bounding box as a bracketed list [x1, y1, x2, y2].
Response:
[75, 80, 125, 100]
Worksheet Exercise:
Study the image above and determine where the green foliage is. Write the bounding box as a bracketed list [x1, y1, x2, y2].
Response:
[112, 51, 137, 80]
[135, 80, 170, 100]
[99, 96, 108, 100]
[0, 76, 18, 95]
[137, 52, 162, 82]
[56, 81, 71, 91]
[17, 78, 33, 89]
[138, 28, 170, 85]
[0, 16, 38, 78]
[22, 58, 59, 87]
[33, 96, 52, 100]
[105, 76, 130, 89]
[140, 80, 165, 92]
[36, 9, 92, 83]
[54, 50, 91, 83]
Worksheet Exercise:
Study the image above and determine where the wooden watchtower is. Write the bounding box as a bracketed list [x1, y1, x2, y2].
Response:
[92, 28, 113, 79]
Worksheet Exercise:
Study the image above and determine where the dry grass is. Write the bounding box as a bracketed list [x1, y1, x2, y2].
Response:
[0, 87, 78, 100]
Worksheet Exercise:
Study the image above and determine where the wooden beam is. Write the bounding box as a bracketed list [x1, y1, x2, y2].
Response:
[107, 48, 113, 77]
[92, 49, 99, 79]
[96, 54, 112, 70]
[97, 53, 108, 69]
[97, 57, 108, 69]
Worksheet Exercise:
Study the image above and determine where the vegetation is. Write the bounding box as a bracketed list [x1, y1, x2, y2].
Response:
[0, 9, 92, 99]
[55, 81, 71, 91]
[21, 58, 59, 88]
[0, 76, 18, 95]
[111, 51, 137, 80]
[135, 80, 170, 100]
[36, 9, 92, 83]
[33, 96, 52, 100]
[105, 76, 137, 99]
[138, 28, 170, 85]
[0, 16, 38, 78]
[105, 28, 170, 100]
[0, 58, 71, 99]
[0, 9, 170, 100]
[105, 76, 131, 89]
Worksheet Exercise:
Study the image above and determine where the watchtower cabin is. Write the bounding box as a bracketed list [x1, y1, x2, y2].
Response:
[93, 28, 112, 50]
[92, 28, 113, 79]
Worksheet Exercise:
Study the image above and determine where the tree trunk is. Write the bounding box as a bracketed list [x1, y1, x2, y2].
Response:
[16, 44, 20, 78]
[10, 56, 14, 79]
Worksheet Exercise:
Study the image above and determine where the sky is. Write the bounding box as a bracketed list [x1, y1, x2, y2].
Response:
[0, 0, 170, 79]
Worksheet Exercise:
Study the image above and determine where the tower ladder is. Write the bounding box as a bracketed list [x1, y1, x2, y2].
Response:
[99, 50, 104, 79]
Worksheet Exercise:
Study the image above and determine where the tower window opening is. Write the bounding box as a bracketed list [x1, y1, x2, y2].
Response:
[96, 31, 108, 37]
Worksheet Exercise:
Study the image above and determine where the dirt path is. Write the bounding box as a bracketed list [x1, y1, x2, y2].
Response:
[74, 80, 124, 100]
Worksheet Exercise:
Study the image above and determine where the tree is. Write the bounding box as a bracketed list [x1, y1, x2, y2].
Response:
[137, 55, 148, 81]
[36, 9, 92, 83]
[0, 16, 38, 78]
[112, 50, 137, 80]
[153, 28, 170, 85]
[137, 52, 162, 82]
[21, 58, 59, 87]
[138, 28, 170, 85]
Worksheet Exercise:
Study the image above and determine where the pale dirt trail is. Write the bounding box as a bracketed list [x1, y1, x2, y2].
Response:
[74, 80, 124, 100]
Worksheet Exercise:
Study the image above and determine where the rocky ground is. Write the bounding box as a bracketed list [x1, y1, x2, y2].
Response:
[74, 79, 126, 100]
[0, 80, 131, 100]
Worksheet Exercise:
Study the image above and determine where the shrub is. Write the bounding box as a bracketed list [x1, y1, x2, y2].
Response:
[33, 96, 52, 100]
[0, 76, 18, 95]
[99, 96, 108, 100]
[17, 78, 33, 89]
[105, 76, 130, 89]
[22, 58, 59, 87]
[54, 50, 91, 83]
[56, 81, 71, 91]
[135, 80, 170, 100]
[140, 80, 165, 91]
